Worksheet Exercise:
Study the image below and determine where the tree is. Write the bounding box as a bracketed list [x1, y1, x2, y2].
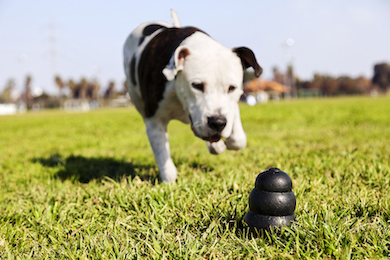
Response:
[24, 75, 33, 108]
[67, 79, 76, 98]
[78, 78, 88, 99]
[104, 81, 115, 99]
[88, 78, 100, 100]
[320, 77, 338, 96]
[272, 66, 284, 84]
[338, 76, 357, 94]
[287, 65, 297, 97]
[122, 80, 128, 95]
[355, 76, 371, 94]
[300, 80, 319, 90]
[55, 75, 65, 97]
[372, 63, 390, 92]
[0, 79, 16, 103]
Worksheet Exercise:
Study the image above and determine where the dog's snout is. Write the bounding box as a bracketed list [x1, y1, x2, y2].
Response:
[207, 116, 227, 132]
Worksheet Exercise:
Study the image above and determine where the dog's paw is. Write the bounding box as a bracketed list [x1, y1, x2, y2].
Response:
[225, 134, 247, 150]
[207, 140, 227, 154]
[160, 160, 178, 183]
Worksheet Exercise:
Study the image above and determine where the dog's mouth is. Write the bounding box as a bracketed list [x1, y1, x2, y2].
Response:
[190, 124, 221, 143]
[206, 134, 222, 143]
[189, 115, 222, 143]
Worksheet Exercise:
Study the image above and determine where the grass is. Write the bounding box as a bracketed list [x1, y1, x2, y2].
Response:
[1, 96, 390, 259]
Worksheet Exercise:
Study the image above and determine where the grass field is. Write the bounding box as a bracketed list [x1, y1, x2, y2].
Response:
[1, 96, 390, 259]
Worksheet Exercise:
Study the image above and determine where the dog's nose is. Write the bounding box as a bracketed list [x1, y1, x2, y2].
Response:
[207, 116, 227, 132]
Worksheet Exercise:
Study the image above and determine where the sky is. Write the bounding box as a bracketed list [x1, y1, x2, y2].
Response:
[0, 0, 389, 94]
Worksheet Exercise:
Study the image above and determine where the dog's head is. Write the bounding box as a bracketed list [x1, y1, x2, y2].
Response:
[163, 32, 262, 142]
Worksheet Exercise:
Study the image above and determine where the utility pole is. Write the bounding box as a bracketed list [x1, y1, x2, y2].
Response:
[16, 53, 27, 92]
[49, 22, 58, 93]
[283, 38, 296, 98]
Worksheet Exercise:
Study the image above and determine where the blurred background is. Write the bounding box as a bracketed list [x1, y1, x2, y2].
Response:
[0, 0, 389, 113]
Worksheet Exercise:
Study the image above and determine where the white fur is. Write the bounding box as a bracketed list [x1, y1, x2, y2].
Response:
[123, 11, 248, 183]
[170, 9, 181, 27]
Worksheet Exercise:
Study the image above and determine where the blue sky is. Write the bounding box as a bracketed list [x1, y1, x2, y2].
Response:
[1, 0, 389, 94]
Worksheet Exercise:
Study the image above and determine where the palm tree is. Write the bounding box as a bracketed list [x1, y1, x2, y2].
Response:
[79, 78, 88, 100]
[104, 81, 115, 99]
[67, 79, 76, 98]
[25, 75, 32, 109]
[54, 75, 65, 96]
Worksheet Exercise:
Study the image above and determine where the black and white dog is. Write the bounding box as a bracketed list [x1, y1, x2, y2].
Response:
[123, 10, 262, 182]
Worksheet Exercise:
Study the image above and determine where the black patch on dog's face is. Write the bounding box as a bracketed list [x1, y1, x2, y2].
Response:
[138, 26, 205, 118]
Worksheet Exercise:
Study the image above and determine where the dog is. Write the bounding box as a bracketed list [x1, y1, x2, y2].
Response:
[123, 10, 262, 183]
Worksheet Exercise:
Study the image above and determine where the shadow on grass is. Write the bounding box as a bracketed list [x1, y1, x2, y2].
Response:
[32, 154, 159, 183]
[221, 214, 290, 240]
[33, 154, 216, 184]
[174, 156, 215, 173]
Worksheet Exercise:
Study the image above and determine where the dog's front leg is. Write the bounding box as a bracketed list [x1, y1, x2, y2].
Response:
[225, 103, 247, 150]
[206, 140, 227, 155]
[145, 119, 177, 183]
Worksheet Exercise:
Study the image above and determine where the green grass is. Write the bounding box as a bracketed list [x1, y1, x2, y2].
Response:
[1, 96, 390, 259]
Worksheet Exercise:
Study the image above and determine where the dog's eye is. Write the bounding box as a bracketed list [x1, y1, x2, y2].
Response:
[228, 86, 236, 93]
[192, 82, 204, 92]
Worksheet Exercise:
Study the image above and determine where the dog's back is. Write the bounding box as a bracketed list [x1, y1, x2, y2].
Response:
[123, 10, 184, 117]
[123, 20, 173, 114]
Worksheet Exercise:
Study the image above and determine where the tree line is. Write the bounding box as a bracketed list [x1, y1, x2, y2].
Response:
[54, 76, 123, 100]
[245, 62, 390, 97]
[0, 76, 127, 109]
[2, 62, 389, 108]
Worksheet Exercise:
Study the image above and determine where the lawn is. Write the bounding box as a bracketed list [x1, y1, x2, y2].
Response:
[1, 96, 389, 259]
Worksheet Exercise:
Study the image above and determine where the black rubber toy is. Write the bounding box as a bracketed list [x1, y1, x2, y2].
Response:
[244, 168, 296, 230]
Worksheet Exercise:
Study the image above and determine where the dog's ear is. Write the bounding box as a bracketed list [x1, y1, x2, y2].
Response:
[163, 46, 190, 81]
[233, 47, 263, 77]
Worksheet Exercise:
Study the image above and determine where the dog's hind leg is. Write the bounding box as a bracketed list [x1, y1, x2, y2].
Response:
[145, 119, 178, 183]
